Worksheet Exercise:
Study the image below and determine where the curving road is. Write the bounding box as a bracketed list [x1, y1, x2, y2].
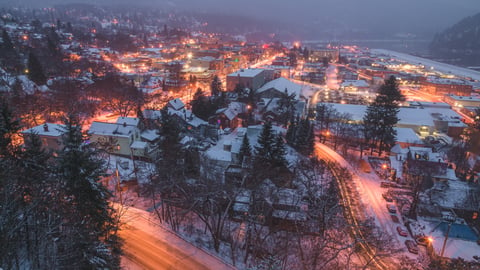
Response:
[314, 143, 390, 270]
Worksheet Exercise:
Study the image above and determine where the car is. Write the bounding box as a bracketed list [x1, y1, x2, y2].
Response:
[382, 193, 393, 202]
[380, 181, 392, 188]
[386, 204, 397, 213]
[390, 214, 400, 223]
[397, 226, 408, 237]
[415, 236, 429, 246]
[405, 240, 419, 254]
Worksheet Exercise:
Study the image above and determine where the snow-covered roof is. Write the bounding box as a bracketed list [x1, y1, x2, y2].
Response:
[228, 68, 264, 78]
[325, 103, 465, 128]
[341, 80, 369, 88]
[116, 117, 140, 127]
[168, 98, 185, 111]
[256, 77, 303, 100]
[140, 129, 159, 142]
[394, 127, 423, 144]
[168, 108, 207, 128]
[21, 123, 65, 137]
[89, 122, 136, 137]
[130, 141, 147, 149]
[205, 125, 284, 162]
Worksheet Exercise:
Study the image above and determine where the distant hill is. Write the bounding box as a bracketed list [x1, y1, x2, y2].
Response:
[430, 12, 480, 66]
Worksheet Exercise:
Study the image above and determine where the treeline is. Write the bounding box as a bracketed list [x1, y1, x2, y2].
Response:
[430, 12, 480, 66]
[0, 98, 121, 269]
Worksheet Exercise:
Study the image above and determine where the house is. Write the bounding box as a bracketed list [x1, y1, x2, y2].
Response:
[389, 145, 455, 184]
[88, 121, 144, 157]
[201, 125, 284, 183]
[257, 98, 307, 125]
[21, 123, 66, 152]
[167, 98, 185, 111]
[209, 102, 246, 129]
[256, 77, 306, 101]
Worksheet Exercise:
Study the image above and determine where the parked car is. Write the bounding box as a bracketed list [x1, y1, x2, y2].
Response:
[405, 240, 419, 254]
[386, 204, 397, 214]
[397, 226, 408, 237]
[382, 193, 393, 202]
[380, 181, 392, 188]
[391, 214, 400, 223]
[416, 236, 429, 246]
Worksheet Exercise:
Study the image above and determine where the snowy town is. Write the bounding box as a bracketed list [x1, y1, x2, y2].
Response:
[0, 3, 480, 270]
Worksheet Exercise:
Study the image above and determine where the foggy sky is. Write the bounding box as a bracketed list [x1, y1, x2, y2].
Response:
[4, 0, 480, 36]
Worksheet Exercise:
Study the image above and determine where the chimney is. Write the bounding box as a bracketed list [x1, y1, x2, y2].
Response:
[43, 123, 49, 132]
[224, 142, 232, 152]
[123, 122, 127, 127]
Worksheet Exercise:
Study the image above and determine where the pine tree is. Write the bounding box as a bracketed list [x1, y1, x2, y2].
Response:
[238, 134, 251, 164]
[286, 117, 297, 147]
[0, 96, 21, 157]
[2, 29, 13, 51]
[27, 52, 47, 85]
[272, 134, 287, 167]
[56, 115, 120, 269]
[210, 75, 222, 97]
[254, 121, 275, 163]
[363, 76, 402, 155]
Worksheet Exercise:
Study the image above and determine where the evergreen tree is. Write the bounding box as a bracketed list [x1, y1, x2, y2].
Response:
[210, 75, 222, 96]
[27, 52, 47, 85]
[286, 116, 297, 147]
[2, 29, 13, 50]
[272, 134, 287, 167]
[363, 76, 402, 155]
[254, 121, 275, 163]
[238, 134, 251, 164]
[56, 115, 120, 269]
[0, 96, 21, 157]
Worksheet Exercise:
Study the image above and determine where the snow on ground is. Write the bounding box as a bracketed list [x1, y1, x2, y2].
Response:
[419, 217, 479, 260]
[371, 49, 480, 81]
[315, 143, 422, 261]
[107, 155, 155, 185]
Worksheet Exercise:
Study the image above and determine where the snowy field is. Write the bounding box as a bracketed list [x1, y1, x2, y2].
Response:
[371, 49, 480, 81]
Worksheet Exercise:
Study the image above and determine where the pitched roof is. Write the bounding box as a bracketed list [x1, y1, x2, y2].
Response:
[21, 123, 66, 137]
[89, 122, 136, 138]
[256, 77, 303, 99]
[116, 117, 140, 127]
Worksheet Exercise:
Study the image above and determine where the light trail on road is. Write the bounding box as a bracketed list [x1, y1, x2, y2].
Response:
[120, 225, 211, 270]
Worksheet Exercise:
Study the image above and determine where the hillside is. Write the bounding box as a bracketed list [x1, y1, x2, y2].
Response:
[430, 12, 480, 66]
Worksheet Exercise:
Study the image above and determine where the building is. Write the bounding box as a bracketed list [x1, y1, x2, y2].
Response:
[323, 103, 466, 137]
[308, 49, 339, 63]
[444, 94, 480, 108]
[21, 123, 66, 152]
[256, 77, 306, 101]
[88, 121, 144, 157]
[226, 68, 266, 91]
[420, 77, 473, 97]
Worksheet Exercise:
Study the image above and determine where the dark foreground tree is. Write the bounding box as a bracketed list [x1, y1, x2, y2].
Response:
[55, 116, 121, 269]
[27, 52, 47, 85]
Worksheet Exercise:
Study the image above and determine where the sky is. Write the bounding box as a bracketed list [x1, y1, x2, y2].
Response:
[4, 0, 480, 36]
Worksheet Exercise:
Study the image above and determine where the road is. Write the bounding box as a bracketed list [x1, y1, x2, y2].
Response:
[119, 206, 236, 270]
[314, 143, 390, 270]
[120, 225, 211, 270]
